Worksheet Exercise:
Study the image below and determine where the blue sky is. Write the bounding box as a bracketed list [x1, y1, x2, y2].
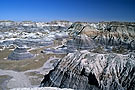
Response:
[0, 0, 134, 22]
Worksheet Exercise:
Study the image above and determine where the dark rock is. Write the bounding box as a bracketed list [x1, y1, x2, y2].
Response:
[66, 34, 97, 50]
[40, 51, 135, 90]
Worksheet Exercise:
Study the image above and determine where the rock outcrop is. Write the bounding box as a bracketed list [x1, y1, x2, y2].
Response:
[8, 47, 34, 60]
[42, 34, 96, 54]
[40, 50, 135, 90]
[66, 34, 96, 50]
[68, 22, 135, 50]
[40, 22, 135, 90]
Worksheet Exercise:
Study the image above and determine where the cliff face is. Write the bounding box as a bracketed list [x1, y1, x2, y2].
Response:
[68, 22, 135, 50]
[40, 51, 135, 90]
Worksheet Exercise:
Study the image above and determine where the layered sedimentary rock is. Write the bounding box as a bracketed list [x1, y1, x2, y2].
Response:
[40, 50, 135, 90]
[42, 34, 96, 54]
[40, 22, 135, 90]
[68, 22, 135, 50]
[66, 34, 96, 50]
[8, 47, 34, 60]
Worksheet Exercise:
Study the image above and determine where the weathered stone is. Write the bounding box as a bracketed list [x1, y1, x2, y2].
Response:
[40, 51, 135, 90]
[68, 22, 135, 50]
[8, 47, 34, 60]
[67, 34, 96, 50]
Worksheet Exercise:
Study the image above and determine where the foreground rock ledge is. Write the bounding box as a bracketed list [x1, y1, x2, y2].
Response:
[40, 50, 135, 90]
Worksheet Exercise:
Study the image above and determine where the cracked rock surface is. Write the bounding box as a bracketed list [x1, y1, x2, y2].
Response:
[40, 51, 135, 90]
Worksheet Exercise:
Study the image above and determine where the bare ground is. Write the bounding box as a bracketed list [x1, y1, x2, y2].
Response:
[0, 41, 67, 90]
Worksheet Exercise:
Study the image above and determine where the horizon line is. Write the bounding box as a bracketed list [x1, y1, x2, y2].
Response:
[0, 19, 135, 23]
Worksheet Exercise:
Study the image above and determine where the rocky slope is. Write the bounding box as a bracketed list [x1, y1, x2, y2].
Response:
[40, 22, 135, 90]
[40, 50, 135, 90]
[68, 22, 135, 50]
[66, 34, 96, 50]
